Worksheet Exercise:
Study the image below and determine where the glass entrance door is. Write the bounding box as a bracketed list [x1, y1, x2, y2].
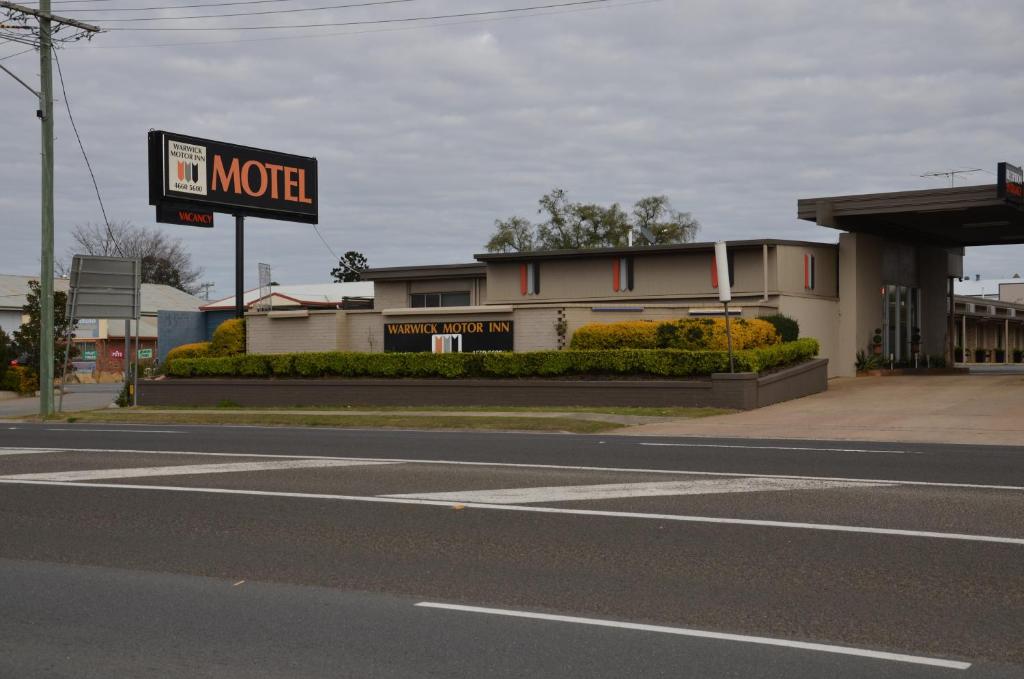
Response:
[882, 284, 920, 362]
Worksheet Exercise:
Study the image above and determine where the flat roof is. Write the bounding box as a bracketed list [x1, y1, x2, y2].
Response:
[362, 263, 487, 281]
[797, 184, 1024, 247]
[474, 239, 835, 262]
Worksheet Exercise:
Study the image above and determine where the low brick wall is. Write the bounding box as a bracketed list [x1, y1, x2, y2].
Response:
[140, 359, 827, 411]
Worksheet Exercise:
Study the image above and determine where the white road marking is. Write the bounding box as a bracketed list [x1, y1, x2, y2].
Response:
[0, 459, 399, 482]
[413, 602, 971, 670]
[0, 448, 63, 456]
[1, 447, 1022, 492]
[0, 478, 1021, 546]
[385, 478, 880, 504]
[640, 442, 918, 454]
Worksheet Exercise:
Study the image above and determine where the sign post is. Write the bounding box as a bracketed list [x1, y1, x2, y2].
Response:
[715, 241, 734, 373]
[61, 255, 141, 411]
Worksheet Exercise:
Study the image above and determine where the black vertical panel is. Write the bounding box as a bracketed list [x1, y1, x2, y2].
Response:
[627, 257, 635, 291]
[533, 261, 541, 295]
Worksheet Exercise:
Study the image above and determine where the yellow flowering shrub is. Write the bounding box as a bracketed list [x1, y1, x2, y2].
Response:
[569, 321, 660, 350]
[570, 317, 780, 351]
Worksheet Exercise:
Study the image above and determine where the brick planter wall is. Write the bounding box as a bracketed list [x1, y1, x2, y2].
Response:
[140, 359, 827, 411]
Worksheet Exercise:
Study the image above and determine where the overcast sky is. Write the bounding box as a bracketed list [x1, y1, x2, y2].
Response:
[2, 0, 1022, 300]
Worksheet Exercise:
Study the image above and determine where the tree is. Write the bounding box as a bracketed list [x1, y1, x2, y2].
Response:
[631, 195, 699, 245]
[66, 220, 204, 295]
[12, 280, 77, 379]
[483, 189, 700, 252]
[485, 216, 536, 253]
[331, 251, 369, 282]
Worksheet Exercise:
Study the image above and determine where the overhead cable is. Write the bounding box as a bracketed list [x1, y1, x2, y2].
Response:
[108, 0, 617, 30]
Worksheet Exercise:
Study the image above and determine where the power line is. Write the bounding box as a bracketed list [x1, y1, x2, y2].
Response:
[312, 223, 340, 261]
[108, 0, 618, 30]
[53, 47, 122, 257]
[97, 0, 423, 22]
[76, 0, 659, 49]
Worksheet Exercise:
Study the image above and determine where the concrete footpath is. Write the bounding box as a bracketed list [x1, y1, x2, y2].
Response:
[619, 374, 1024, 446]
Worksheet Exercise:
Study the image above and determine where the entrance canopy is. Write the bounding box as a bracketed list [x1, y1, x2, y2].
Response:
[797, 184, 1024, 247]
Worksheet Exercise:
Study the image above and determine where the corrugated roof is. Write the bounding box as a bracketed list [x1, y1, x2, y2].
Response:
[0, 274, 203, 314]
[201, 282, 375, 310]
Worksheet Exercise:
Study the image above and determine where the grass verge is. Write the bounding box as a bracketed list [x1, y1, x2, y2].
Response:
[55, 410, 625, 434]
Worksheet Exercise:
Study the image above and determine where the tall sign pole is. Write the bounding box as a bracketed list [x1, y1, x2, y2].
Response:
[235, 215, 245, 318]
[38, 0, 55, 416]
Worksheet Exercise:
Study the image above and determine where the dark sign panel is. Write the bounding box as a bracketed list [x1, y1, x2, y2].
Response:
[156, 204, 214, 227]
[148, 130, 318, 223]
[384, 320, 514, 353]
[997, 162, 1023, 205]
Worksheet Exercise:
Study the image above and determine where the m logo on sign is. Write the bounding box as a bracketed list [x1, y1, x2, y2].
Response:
[432, 334, 462, 353]
[167, 140, 207, 196]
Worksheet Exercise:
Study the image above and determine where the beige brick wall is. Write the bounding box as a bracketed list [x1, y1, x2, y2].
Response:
[344, 311, 384, 353]
[512, 307, 561, 351]
[246, 311, 340, 354]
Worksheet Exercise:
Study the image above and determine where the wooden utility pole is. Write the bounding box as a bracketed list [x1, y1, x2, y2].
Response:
[0, 1, 99, 415]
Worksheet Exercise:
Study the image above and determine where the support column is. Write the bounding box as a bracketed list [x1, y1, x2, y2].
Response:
[235, 214, 245, 319]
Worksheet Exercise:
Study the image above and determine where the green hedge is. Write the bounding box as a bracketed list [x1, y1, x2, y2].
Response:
[167, 338, 819, 379]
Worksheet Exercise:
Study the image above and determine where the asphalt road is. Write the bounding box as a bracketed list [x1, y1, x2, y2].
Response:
[1, 422, 1022, 678]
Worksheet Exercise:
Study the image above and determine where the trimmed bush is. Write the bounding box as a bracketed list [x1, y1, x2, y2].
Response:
[166, 339, 819, 380]
[571, 318, 779, 352]
[569, 321, 659, 350]
[210, 318, 246, 357]
[759, 314, 800, 342]
[166, 342, 212, 364]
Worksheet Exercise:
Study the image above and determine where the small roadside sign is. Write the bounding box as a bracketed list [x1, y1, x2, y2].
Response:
[138, 348, 153, 359]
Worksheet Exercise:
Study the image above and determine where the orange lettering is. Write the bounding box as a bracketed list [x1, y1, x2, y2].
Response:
[264, 163, 283, 199]
[242, 160, 267, 197]
[211, 155, 240, 194]
[284, 167, 298, 202]
[298, 168, 313, 204]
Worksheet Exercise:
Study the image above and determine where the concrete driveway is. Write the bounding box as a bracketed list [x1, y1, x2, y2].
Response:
[0, 383, 119, 418]
[619, 374, 1024, 446]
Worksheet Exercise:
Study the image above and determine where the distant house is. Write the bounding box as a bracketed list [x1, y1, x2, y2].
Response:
[0, 274, 204, 374]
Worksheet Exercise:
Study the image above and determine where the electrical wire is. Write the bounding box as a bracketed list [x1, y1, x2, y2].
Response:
[52, 48, 123, 257]
[97, 0, 424, 22]
[33, 0, 299, 6]
[0, 46, 35, 59]
[108, 0, 616, 30]
[312, 224, 340, 261]
[78, 0, 659, 49]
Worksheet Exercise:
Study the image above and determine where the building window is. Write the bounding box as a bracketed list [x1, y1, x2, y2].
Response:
[520, 262, 540, 295]
[410, 291, 471, 308]
[804, 253, 816, 291]
[613, 257, 634, 292]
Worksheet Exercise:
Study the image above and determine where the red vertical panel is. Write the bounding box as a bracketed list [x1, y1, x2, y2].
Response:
[711, 256, 719, 289]
[520, 263, 528, 295]
[612, 258, 621, 292]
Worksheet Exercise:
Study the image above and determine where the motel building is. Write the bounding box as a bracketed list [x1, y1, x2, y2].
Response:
[245, 182, 1024, 377]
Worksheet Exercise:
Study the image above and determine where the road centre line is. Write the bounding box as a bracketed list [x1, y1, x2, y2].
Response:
[385, 478, 881, 504]
[1, 478, 1022, 546]
[0, 447, 1021, 492]
[640, 442, 918, 454]
[0, 459, 399, 482]
[413, 602, 971, 670]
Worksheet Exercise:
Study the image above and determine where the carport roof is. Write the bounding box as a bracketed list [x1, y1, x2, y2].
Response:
[797, 184, 1024, 247]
